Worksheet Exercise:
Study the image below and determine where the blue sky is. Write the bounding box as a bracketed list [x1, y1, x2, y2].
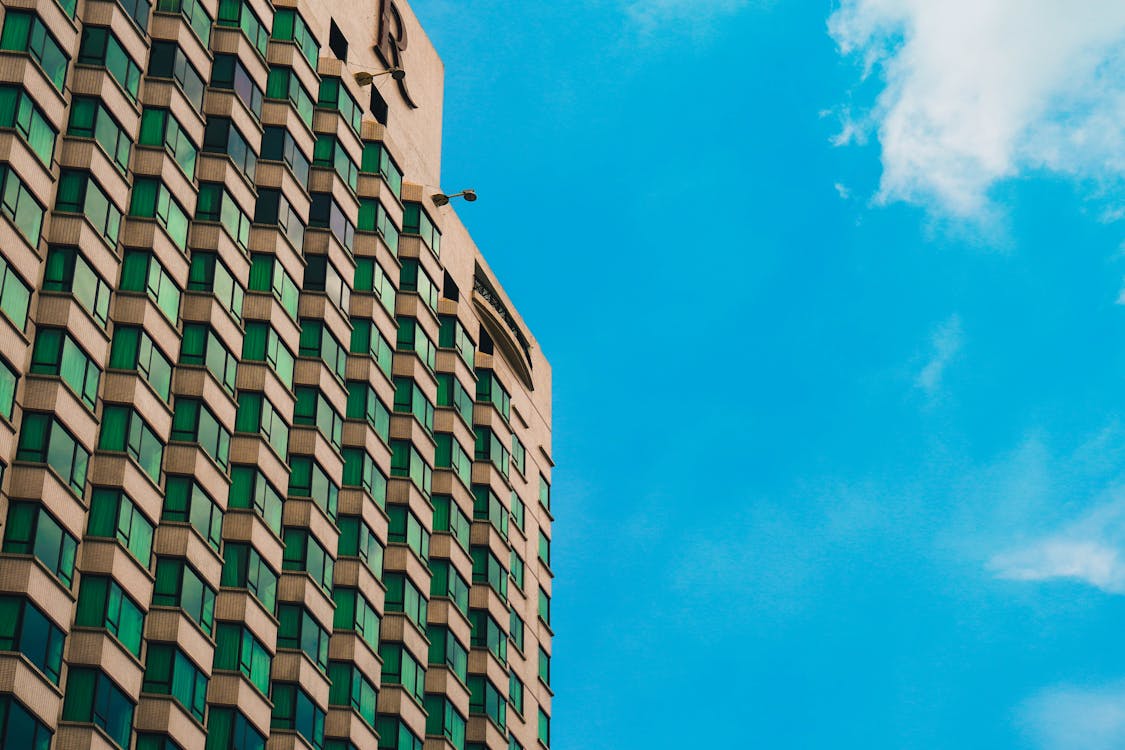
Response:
[410, 1, 1125, 747]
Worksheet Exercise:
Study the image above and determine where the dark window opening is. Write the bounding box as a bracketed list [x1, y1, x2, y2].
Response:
[329, 20, 349, 62]
[369, 86, 388, 125]
[479, 330, 494, 355]
[443, 271, 460, 301]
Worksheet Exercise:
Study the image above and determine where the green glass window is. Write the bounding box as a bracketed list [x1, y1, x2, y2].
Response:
[139, 107, 198, 178]
[304, 254, 351, 314]
[75, 575, 144, 657]
[30, 326, 100, 409]
[386, 503, 429, 560]
[538, 708, 550, 746]
[512, 434, 526, 475]
[214, 621, 271, 695]
[342, 448, 387, 504]
[473, 485, 509, 539]
[143, 643, 208, 721]
[203, 116, 257, 181]
[69, 94, 131, 171]
[425, 694, 466, 749]
[345, 380, 390, 442]
[58, 169, 121, 247]
[353, 256, 397, 313]
[156, 0, 212, 46]
[294, 386, 343, 449]
[510, 549, 525, 590]
[271, 683, 325, 748]
[197, 181, 251, 250]
[129, 176, 190, 250]
[357, 198, 400, 252]
[427, 625, 468, 683]
[539, 586, 551, 625]
[384, 572, 427, 631]
[180, 323, 238, 393]
[359, 141, 403, 198]
[509, 606, 524, 652]
[282, 527, 334, 593]
[153, 557, 215, 634]
[439, 315, 475, 368]
[468, 675, 507, 730]
[16, 413, 88, 496]
[509, 672, 524, 714]
[327, 661, 377, 727]
[393, 377, 434, 433]
[210, 54, 262, 118]
[109, 325, 172, 400]
[242, 321, 295, 388]
[471, 545, 509, 600]
[98, 405, 164, 483]
[402, 201, 441, 255]
[216, 0, 267, 56]
[337, 515, 383, 578]
[288, 455, 340, 520]
[317, 77, 361, 134]
[249, 253, 299, 319]
[0, 356, 15, 421]
[266, 66, 314, 127]
[222, 542, 278, 614]
[228, 465, 283, 535]
[332, 586, 380, 651]
[389, 440, 432, 497]
[400, 259, 438, 312]
[470, 608, 508, 665]
[309, 192, 356, 252]
[436, 433, 472, 488]
[188, 252, 244, 321]
[511, 492, 526, 532]
[260, 126, 310, 184]
[396, 317, 437, 372]
[350, 319, 394, 377]
[375, 716, 423, 750]
[475, 426, 511, 479]
[62, 668, 134, 748]
[436, 373, 474, 427]
[0, 163, 43, 248]
[171, 398, 231, 469]
[432, 494, 470, 551]
[205, 707, 266, 750]
[88, 488, 154, 565]
[430, 559, 469, 615]
[299, 318, 348, 381]
[538, 645, 551, 686]
[539, 473, 551, 510]
[539, 530, 552, 568]
[120, 250, 181, 323]
[44, 246, 109, 326]
[164, 475, 223, 551]
[78, 26, 141, 100]
[313, 134, 358, 190]
[476, 370, 511, 422]
[148, 41, 204, 109]
[235, 391, 290, 459]
[277, 603, 329, 671]
[0, 694, 53, 750]
[1, 85, 56, 166]
[379, 642, 425, 704]
[0, 594, 65, 683]
[118, 0, 152, 30]
[0, 11, 69, 91]
[271, 8, 319, 68]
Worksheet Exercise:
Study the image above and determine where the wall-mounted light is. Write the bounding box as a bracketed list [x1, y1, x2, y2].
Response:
[433, 190, 477, 207]
[354, 68, 405, 86]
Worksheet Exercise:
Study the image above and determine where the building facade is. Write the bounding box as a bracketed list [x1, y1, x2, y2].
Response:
[0, 0, 553, 748]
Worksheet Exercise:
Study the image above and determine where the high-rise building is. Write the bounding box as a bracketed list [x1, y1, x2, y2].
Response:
[0, 0, 554, 748]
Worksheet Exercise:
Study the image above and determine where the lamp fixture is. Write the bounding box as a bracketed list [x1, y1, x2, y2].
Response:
[432, 189, 478, 207]
[354, 68, 405, 86]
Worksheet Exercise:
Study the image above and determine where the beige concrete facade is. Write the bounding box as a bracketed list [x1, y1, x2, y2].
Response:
[0, 0, 552, 747]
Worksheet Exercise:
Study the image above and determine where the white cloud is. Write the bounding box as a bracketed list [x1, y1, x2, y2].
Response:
[834, 182, 851, 199]
[1019, 683, 1125, 750]
[828, 0, 1125, 219]
[989, 539, 1125, 592]
[915, 314, 962, 398]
